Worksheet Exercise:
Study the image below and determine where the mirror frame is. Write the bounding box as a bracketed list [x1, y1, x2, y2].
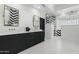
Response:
[4, 5, 19, 27]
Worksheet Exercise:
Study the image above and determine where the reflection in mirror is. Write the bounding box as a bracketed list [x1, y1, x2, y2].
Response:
[4, 5, 19, 26]
[33, 15, 40, 30]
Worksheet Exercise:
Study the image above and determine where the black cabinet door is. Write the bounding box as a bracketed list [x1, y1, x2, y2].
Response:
[19, 32, 45, 50]
[33, 32, 44, 42]
[18, 33, 32, 50]
[0, 35, 21, 54]
[27, 32, 45, 46]
[40, 18, 45, 30]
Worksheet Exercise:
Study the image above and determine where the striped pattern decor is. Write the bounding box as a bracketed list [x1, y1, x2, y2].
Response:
[46, 14, 56, 24]
[8, 8, 19, 26]
[4, 5, 19, 26]
[54, 30, 61, 36]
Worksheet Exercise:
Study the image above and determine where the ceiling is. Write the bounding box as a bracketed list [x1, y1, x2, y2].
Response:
[54, 4, 79, 11]
[22, 4, 79, 11]
[23, 4, 79, 15]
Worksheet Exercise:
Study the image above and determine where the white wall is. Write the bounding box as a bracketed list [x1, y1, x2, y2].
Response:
[6, 4, 46, 28]
[45, 24, 52, 39]
[44, 5, 55, 39]
[0, 5, 4, 26]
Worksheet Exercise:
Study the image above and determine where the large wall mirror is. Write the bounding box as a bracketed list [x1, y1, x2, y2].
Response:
[33, 15, 40, 29]
[4, 5, 19, 26]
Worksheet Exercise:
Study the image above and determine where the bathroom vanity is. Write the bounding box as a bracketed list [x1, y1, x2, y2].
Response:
[0, 15, 45, 54]
[0, 4, 46, 54]
[0, 30, 45, 54]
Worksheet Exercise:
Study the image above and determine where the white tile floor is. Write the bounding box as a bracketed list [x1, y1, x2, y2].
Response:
[19, 37, 79, 54]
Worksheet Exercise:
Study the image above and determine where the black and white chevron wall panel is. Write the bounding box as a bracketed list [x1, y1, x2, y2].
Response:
[4, 5, 19, 26]
[8, 8, 19, 26]
[46, 15, 56, 24]
[55, 30, 61, 36]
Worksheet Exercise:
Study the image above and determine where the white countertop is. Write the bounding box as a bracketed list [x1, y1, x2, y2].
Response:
[0, 29, 43, 36]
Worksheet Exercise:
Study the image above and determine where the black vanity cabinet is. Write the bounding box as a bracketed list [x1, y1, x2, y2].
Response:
[0, 31, 45, 54]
